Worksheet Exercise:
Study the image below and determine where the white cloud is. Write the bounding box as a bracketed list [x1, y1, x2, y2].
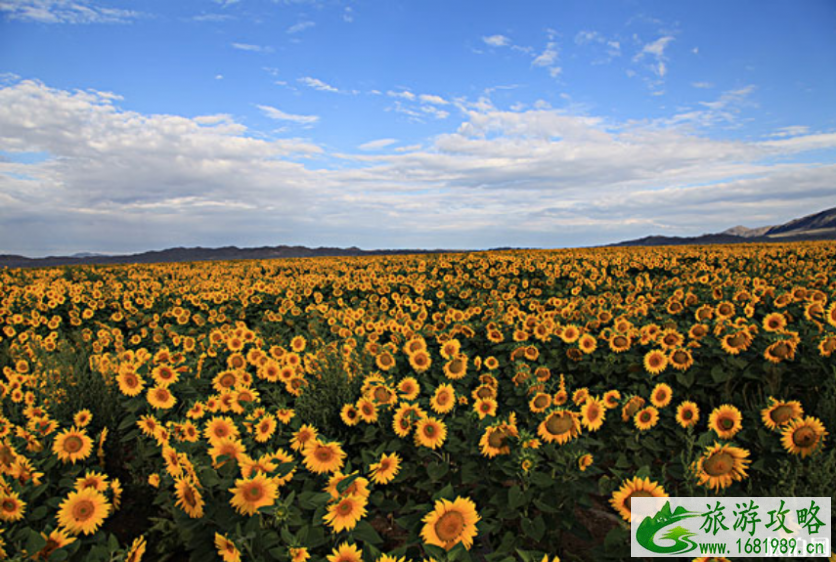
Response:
[691, 81, 714, 89]
[419, 94, 448, 105]
[192, 13, 233, 22]
[387, 90, 416, 101]
[483, 34, 510, 47]
[358, 139, 398, 151]
[232, 42, 273, 53]
[632, 35, 675, 85]
[287, 20, 314, 33]
[257, 104, 319, 125]
[767, 126, 810, 138]
[0, 0, 139, 24]
[635, 35, 674, 60]
[532, 42, 558, 67]
[2, 78, 836, 255]
[299, 77, 339, 93]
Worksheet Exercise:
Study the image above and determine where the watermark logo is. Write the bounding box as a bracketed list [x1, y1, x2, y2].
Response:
[631, 497, 831, 558]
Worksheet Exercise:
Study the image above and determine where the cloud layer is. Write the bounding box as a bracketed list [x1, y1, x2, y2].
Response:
[1, 79, 835, 255]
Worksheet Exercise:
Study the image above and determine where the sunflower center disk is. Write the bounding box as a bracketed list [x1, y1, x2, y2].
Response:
[545, 414, 573, 435]
[435, 511, 466, 542]
[704, 452, 734, 476]
[73, 500, 94, 521]
[793, 426, 817, 447]
[65, 436, 83, 453]
[624, 490, 653, 510]
[770, 405, 793, 424]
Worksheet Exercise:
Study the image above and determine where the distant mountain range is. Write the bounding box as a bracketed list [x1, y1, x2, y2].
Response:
[2, 207, 834, 269]
[0, 245, 465, 269]
[612, 206, 836, 247]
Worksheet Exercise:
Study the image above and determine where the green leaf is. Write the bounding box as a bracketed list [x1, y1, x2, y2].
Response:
[432, 483, 454, 501]
[521, 515, 545, 542]
[711, 366, 732, 383]
[508, 485, 526, 510]
[26, 529, 48, 555]
[351, 520, 383, 546]
[336, 472, 361, 495]
[675, 370, 695, 388]
[426, 460, 449, 482]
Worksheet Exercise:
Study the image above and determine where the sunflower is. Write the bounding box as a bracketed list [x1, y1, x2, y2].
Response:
[327, 542, 363, 562]
[474, 397, 497, 419]
[369, 452, 401, 485]
[254, 414, 277, 443]
[324, 472, 370, 500]
[675, 401, 700, 429]
[375, 351, 396, 371]
[289, 547, 310, 562]
[73, 409, 92, 428]
[0, 490, 25, 522]
[147, 385, 176, 410]
[174, 476, 205, 519]
[608, 334, 631, 353]
[53, 427, 93, 464]
[643, 350, 667, 375]
[35, 528, 77, 560]
[421, 496, 481, 551]
[415, 417, 447, 449]
[151, 364, 179, 386]
[560, 325, 580, 343]
[602, 389, 621, 409]
[303, 440, 347, 474]
[290, 335, 306, 353]
[290, 424, 318, 452]
[578, 334, 597, 354]
[529, 392, 552, 414]
[370, 384, 396, 406]
[720, 331, 750, 355]
[668, 349, 694, 371]
[443, 355, 468, 380]
[75, 470, 109, 492]
[781, 416, 827, 458]
[580, 398, 605, 432]
[634, 406, 659, 431]
[57, 488, 111, 535]
[578, 453, 593, 471]
[762, 312, 787, 332]
[229, 473, 279, 516]
[324, 494, 368, 532]
[708, 404, 743, 440]
[693, 442, 750, 491]
[408, 350, 432, 373]
[819, 335, 836, 357]
[397, 377, 420, 400]
[125, 535, 147, 562]
[340, 404, 360, 426]
[537, 410, 581, 445]
[215, 533, 242, 562]
[478, 425, 516, 458]
[208, 438, 247, 468]
[760, 398, 803, 430]
[764, 340, 796, 363]
[116, 367, 145, 397]
[204, 416, 240, 445]
[354, 398, 377, 424]
[609, 476, 667, 522]
[650, 383, 672, 408]
[658, 329, 684, 350]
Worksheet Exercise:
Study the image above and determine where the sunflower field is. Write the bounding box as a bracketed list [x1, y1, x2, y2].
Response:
[0, 242, 834, 562]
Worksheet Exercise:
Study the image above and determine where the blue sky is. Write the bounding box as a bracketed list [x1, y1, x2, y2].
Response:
[1, 0, 835, 256]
